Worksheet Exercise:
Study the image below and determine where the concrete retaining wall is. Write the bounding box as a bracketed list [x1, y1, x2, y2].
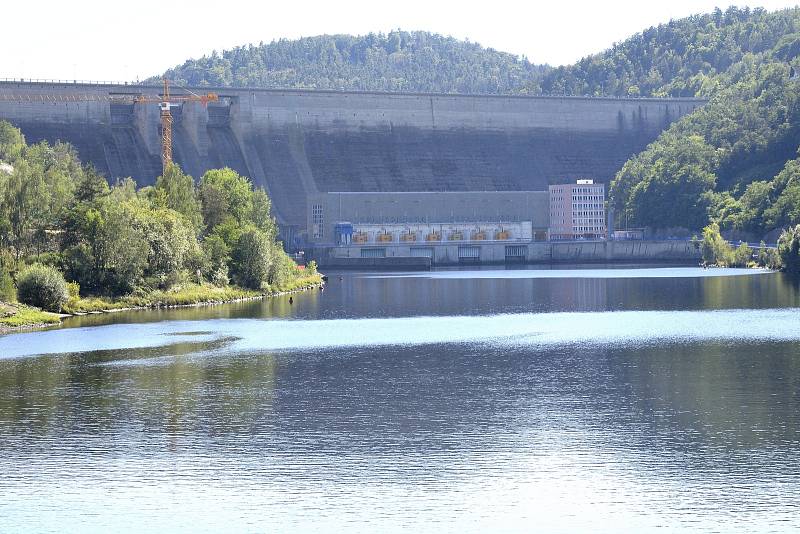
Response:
[315, 240, 701, 268]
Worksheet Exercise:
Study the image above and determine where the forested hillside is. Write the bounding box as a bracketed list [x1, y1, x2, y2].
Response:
[158, 31, 546, 94]
[539, 6, 799, 97]
[158, 8, 798, 99]
[603, 7, 800, 238]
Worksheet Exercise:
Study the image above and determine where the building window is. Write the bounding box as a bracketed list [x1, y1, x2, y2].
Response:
[361, 248, 386, 258]
[312, 204, 324, 239]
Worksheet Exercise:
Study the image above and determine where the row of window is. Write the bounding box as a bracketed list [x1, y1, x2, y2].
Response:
[573, 187, 604, 194]
[550, 186, 603, 193]
[312, 204, 324, 239]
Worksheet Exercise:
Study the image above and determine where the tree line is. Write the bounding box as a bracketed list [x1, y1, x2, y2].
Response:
[156, 30, 546, 95]
[0, 121, 313, 311]
[698, 222, 800, 275]
[538, 6, 800, 97]
[156, 8, 800, 99]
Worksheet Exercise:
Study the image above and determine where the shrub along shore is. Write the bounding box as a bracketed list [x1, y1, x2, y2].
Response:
[698, 221, 799, 272]
[60, 276, 322, 315]
[0, 121, 322, 332]
[1, 275, 321, 333]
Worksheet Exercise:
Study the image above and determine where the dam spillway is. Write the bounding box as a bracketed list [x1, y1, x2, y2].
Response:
[0, 81, 705, 230]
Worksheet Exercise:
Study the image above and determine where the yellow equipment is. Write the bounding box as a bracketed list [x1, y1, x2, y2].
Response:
[425, 232, 442, 241]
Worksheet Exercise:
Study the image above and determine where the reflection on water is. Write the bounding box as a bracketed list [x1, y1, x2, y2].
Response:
[3, 308, 800, 358]
[1, 266, 799, 533]
[368, 265, 772, 278]
[43, 265, 800, 330]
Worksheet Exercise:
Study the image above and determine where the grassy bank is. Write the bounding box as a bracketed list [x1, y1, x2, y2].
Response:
[0, 273, 322, 332]
[0, 302, 61, 331]
[62, 274, 323, 314]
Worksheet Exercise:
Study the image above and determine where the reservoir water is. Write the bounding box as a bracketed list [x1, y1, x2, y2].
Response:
[1, 266, 799, 532]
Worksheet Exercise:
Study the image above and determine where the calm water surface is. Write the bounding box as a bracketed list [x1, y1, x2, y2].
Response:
[1, 265, 799, 532]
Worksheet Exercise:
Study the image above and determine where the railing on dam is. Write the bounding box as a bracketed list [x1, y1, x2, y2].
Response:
[0, 78, 708, 102]
[0, 78, 147, 86]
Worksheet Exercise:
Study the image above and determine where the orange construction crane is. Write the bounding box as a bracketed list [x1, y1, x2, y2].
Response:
[0, 77, 219, 173]
[133, 78, 218, 172]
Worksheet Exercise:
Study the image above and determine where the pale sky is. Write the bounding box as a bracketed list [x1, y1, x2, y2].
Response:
[2, 0, 798, 82]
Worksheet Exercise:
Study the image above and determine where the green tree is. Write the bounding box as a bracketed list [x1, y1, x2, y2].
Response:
[731, 243, 754, 267]
[95, 199, 151, 294]
[251, 187, 278, 239]
[231, 227, 273, 289]
[539, 7, 797, 98]
[756, 241, 782, 269]
[199, 168, 254, 230]
[778, 224, 800, 275]
[0, 143, 78, 259]
[61, 205, 105, 291]
[701, 222, 734, 265]
[201, 233, 230, 286]
[139, 205, 203, 288]
[208, 217, 245, 250]
[154, 163, 203, 232]
[267, 244, 301, 288]
[16, 263, 69, 312]
[759, 159, 800, 231]
[613, 135, 719, 230]
[0, 250, 15, 301]
[74, 165, 110, 203]
[729, 180, 772, 233]
[0, 121, 25, 162]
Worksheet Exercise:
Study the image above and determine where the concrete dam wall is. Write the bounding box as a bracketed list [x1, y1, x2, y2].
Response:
[0, 81, 705, 229]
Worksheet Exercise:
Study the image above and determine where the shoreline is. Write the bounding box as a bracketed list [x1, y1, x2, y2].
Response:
[0, 276, 323, 334]
[0, 303, 62, 334]
[71, 284, 322, 315]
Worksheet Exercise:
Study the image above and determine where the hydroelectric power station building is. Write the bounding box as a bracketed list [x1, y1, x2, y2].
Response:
[0, 81, 705, 265]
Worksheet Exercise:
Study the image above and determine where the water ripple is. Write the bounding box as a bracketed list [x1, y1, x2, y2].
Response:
[1, 307, 798, 359]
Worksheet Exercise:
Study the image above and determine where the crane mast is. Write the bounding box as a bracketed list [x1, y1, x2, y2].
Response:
[160, 77, 173, 172]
